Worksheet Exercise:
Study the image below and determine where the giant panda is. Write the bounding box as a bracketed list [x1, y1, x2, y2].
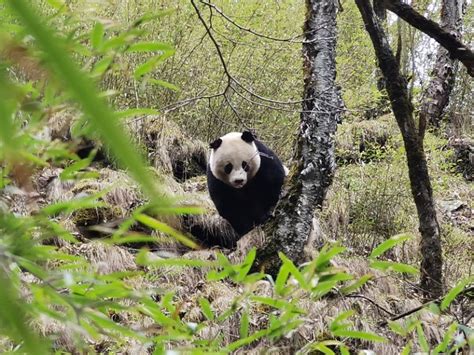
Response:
[207, 131, 286, 241]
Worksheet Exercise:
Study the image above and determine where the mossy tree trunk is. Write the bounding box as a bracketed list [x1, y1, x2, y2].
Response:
[253, 0, 343, 275]
[355, 0, 443, 299]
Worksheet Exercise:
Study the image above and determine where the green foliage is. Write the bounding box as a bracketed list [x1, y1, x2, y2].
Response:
[440, 276, 474, 311]
[0, 0, 471, 353]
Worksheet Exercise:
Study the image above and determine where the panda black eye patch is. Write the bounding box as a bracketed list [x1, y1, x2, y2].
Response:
[242, 161, 249, 172]
[224, 163, 233, 174]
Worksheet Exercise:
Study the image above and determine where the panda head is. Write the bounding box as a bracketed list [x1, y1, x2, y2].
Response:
[209, 131, 261, 189]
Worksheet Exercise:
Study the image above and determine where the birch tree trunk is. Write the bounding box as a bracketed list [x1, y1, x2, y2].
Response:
[253, 0, 343, 274]
[419, 0, 464, 132]
[355, 0, 443, 299]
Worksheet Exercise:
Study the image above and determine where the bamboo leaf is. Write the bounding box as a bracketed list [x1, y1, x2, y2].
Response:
[6, 0, 163, 202]
[198, 298, 214, 321]
[239, 310, 250, 339]
[279, 252, 308, 288]
[416, 323, 430, 353]
[440, 276, 473, 311]
[370, 233, 412, 259]
[91, 22, 104, 50]
[433, 323, 458, 354]
[236, 248, 256, 282]
[370, 260, 418, 274]
[134, 51, 174, 78]
[148, 79, 180, 92]
[134, 213, 199, 249]
[340, 274, 372, 295]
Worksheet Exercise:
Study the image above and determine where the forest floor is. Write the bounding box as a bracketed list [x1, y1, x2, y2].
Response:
[3, 112, 472, 353]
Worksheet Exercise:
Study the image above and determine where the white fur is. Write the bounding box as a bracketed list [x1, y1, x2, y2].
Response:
[209, 132, 261, 189]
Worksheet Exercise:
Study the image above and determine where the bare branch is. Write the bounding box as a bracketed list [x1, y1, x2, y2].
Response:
[191, 0, 312, 108]
[346, 294, 397, 316]
[199, 0, 327, 44]
[380, 286, 474, 326]
[384, 0, 474, 77]
[190, 0, 232, 81]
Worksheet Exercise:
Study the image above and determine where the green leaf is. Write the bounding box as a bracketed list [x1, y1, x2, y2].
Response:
[330, 310, 355, 331]
[340, 274, 372, 295]
[133, 10, 175, 26]
[240, 310, 250, 339]
[101, 34, 128, 52]
[339, 345, 350, 355]
[370, 233, 412, 259]
[332, 329, 386, 342]
[134, 213, 199, 249]
[416, 323, 430, 353]
[388, 320, 407, 336]
[91, 56, 113, 76]
[87, 310, 146, 339]
[0, 271, 50, 354]
[136, 250, 216, 268]
[370, 260, 419, 274]
[0, 72, 19, 153]
[440, 276, 473, 311]
[140, 299, 178, 327]
[45, 0, 65, 10]
[279, 252, 308, 289]
[126, 42, 173, 53]
[198, 298, 214, 321]
[148, 79, 180, 92]
[227, 328, 269, 351]
[433, 323, 458, 354]
[275, 262, 291, 296]
[91, 22, 104, 50]
[314, 245, 346, 270]
[309, 340, 345, 354]
[41, 194, 105, 216]
[400, 341, 412, 355]
[251, 296, 302, 313]
[134, 51, 174, 79]
[59, 152, 95, 180]
[236, 248, 256, 282]
[6, 0, 163, 202]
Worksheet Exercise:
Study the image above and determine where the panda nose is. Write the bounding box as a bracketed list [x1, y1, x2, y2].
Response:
[234, 179, 244, 185]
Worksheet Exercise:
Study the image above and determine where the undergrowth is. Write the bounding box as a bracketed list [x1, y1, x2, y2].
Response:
[0, 1, 472, 353]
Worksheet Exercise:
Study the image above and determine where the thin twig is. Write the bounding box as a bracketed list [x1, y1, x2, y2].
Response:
[346, 294, 397, 316]
[191, 0, 309, 106]
[380, 286, 474, 326]
[200, 0, 328, 44]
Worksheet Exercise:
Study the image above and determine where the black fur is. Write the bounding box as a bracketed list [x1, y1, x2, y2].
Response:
[241, 130, 255, 143]
[209, 138, 222, 150]
[207, 139, 285, 240]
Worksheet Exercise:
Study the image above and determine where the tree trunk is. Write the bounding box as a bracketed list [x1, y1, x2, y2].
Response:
[355, 0, 443, 299]
[373, 0, 386, 20]
[253, 0, 343, 275]
[419, 0, 464, 132]
[383, 0, 474, 77]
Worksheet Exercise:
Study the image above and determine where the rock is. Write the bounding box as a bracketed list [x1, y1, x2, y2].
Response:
[439, 200, 466, 214]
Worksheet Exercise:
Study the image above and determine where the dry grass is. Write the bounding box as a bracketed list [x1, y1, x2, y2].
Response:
[126, 115, 207, 181]
[6, 103, 471, 353]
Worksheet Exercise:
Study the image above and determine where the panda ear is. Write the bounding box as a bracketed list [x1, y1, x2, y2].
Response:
[209, 138, 222, 150]
[241, 131, 255, 143]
